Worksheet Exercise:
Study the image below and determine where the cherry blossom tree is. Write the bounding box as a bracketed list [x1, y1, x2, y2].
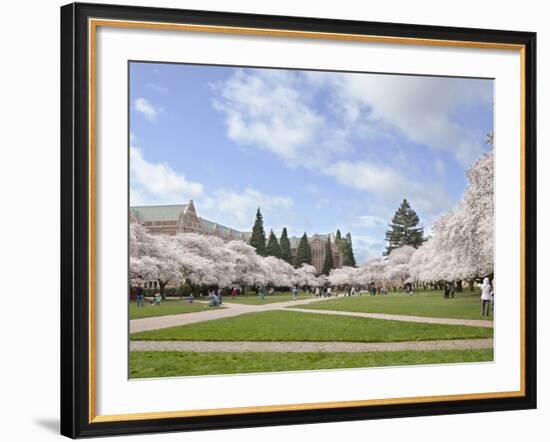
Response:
[328, 266, 358, 288]
[262, 256, 295, 288]
[295, 264, 322, 288]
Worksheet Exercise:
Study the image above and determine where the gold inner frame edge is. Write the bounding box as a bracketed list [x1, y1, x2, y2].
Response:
[87, 18, 527, 424]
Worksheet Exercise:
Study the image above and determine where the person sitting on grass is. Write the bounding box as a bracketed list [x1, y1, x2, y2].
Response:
[152, 292, 161, 307]
[208, 291, 219, 307]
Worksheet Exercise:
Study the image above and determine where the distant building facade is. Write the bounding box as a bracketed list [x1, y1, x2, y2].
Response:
[131, 200, 342, 274]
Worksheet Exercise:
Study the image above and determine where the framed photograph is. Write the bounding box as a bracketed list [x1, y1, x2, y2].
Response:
[60, 2, 536, 438]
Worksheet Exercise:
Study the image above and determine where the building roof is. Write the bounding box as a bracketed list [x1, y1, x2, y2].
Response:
[200, 218, 250, 240]
[131, 204, 187, 222]
[130, 204, 335, 246]
[130, 203, 251, 240]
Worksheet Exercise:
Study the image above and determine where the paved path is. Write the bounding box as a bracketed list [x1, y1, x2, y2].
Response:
[285, 308, 494, 328]
[131, 338, 493, 353]
[130, 297, 326, 333]
[130, 297, 493, 333]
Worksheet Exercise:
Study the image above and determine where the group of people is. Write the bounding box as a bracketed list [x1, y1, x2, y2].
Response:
[443, 282, 456, 299]
[134, 283, 162, 307]
[208, 288, 224, 307]
[313, 286, 333, 298]
[368, 284, 387, 296]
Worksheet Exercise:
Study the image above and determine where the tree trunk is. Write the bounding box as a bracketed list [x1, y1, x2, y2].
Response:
[456, 280, 463, 292]
[468, 279, 475, 291]
[159, 281, 167, 299]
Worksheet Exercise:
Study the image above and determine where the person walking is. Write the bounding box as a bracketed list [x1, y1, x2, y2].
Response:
[188, 293, 194, 304]
[231, 287, 237, 298]
[135, 283, 144, 308]
[315, 287, 320, 298]
[291, 286, 298, 301]
[480, 277, 492, 316]
[217, 288, 223, 305]
[259, 287, 265, 301]
[444, 283, 450, 299]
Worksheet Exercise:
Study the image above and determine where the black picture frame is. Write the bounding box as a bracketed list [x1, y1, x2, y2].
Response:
[60, 2, 537, 438]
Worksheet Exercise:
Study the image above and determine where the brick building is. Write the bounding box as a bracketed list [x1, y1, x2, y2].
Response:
[131, 200, 342, 274]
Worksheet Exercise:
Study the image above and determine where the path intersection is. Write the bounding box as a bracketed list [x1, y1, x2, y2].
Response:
[130, 296, 493, 353]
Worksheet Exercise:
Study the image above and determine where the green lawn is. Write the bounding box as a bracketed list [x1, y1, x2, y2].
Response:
[130, 310, 493, 342]
[223, 292, 306, 305]
[129, 348, 494, 378]
[129, 299, 223, 320]
[296, 289, 493, 320]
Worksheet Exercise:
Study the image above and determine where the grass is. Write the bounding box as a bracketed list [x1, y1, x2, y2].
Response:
[296, 289, 493, 320]
[129, 299, 223, 320]
[129, 348, 494, 378]
[130, 310, 493, 342]
[222, 292, 304, 305]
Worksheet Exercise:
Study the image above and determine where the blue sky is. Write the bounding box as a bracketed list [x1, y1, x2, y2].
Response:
[129, 62, 493, 263]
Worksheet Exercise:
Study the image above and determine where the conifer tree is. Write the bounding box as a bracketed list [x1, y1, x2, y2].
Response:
[384, 199, 424, 256]
[279, 227, 293, 264]
[322, 236, 334, 275]
[295, 233, 312, 268]
[249, 208, 267, 256]
[265, 230, 282, 258]
[342, 232, 356, 267]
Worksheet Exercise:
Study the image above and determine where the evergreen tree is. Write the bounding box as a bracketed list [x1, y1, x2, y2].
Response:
[249, 208, 267, 256]
[384, 199, 424, 256]
[322, 236, 334, 275]
[335, 229, 342, 242]
[295, 233, 312, 268]
[342, 232, 356, 267]
[265, 230, 282, 258]
[279, 227, 293, 264]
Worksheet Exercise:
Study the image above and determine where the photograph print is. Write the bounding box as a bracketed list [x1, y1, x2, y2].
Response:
[128, 62, 495, 379]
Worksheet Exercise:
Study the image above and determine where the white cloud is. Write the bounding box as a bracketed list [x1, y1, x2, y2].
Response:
[211, 69, 491, 221]
[134, 97, 159, 122]
[202, 187, 293, 230]
[130, 145, 293, 230]
[351, 234, 386, 263]
[212, 69, 351, 167]
[130, 146, 203, 204]
[327, 73, 492, 166]
[325, 160, 451, 218]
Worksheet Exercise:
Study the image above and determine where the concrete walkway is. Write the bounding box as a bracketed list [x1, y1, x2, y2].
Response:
[285, 307, 494, 328]
[130, 297, 326, 333]
[131, 338, 493, 353]
[130, 296, 494, 334]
